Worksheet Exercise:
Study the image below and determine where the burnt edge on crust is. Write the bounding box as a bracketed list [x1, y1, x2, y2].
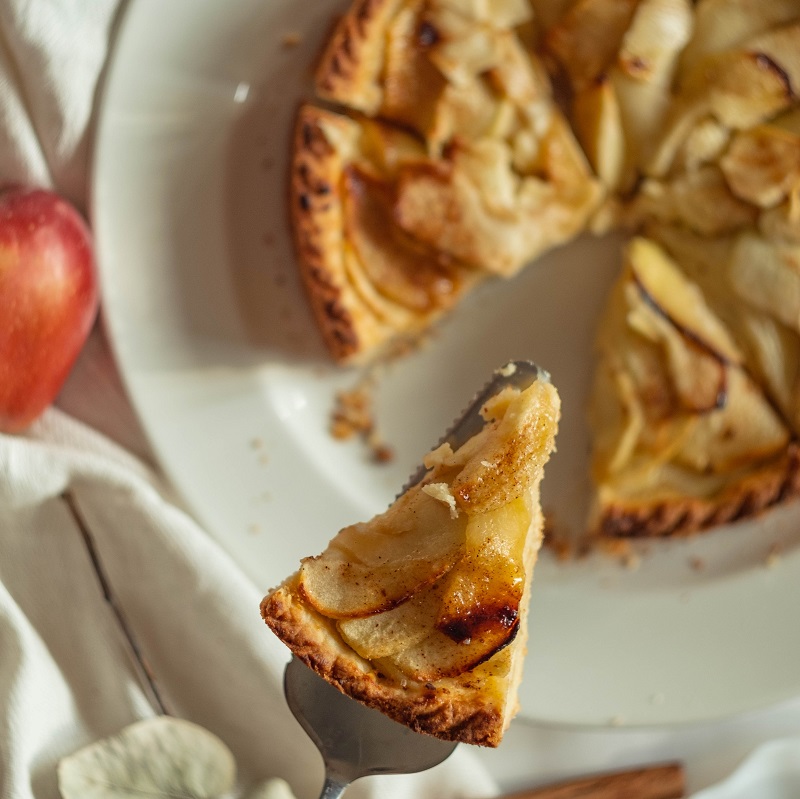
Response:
[315, 0, 400, 112]
[290, 104, 363, 362]
[597, 442, 800, 538]
[261, 586, 505, 747]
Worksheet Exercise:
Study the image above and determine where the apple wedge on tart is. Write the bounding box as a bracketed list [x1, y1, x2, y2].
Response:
[589, 236, 800, 538]
[261, 366, 560, 746]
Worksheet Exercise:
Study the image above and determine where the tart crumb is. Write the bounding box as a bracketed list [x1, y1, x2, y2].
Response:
[545, 532, 575, 562]
[542, 514, 593, 561]
[331, 383, 373, 440]
[330, 372, 395, 464]
[765, 543, 782, 569]
[422, 482, 459, 518]
[281, 31, 302, 47]
[497, 362, 518, 377]
[621, 551, 641, 571]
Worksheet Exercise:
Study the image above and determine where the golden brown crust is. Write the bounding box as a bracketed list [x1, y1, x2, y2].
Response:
[261, 585, 505, 746]
[290, 105, 358, 361]
[314, 0, 403, 113]
[290, 104, 392, 363]
[595, 443, 800, 538]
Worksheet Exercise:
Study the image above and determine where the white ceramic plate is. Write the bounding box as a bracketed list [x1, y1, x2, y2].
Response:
[92, 0, 800, 727]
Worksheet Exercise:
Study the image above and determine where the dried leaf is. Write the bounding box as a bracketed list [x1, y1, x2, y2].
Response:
[58, 717, 236, 799]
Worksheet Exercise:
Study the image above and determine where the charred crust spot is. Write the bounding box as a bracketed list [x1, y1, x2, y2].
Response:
[326, 299, 356, 325]
[417, 20, 440, 49]
[666, 509, 690, 535]
[714, 381, 728, 412]
[731, 491, 758, 522]
[296, 164, 333, 197]
[438, 605, 519, 644]
[341, 31, 354, 57]
[623, 55, 649, 76]
[298, 193, 312, 211]
[330, 52, 344, 77]
[753, 51, 795, 99]
[356, 0, 373, 23]
[299, 119, 334, 160]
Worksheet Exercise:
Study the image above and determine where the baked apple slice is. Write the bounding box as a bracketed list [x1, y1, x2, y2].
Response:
[646, 223, 800, 437]
[729, 231, 800, 336]
[590, 236, 798, 537]
[261, 365, 560, 746]
[650, 21, 800, 177]
[631, 166, 758, 237]
[298, 485, 468, 619]
[678, 0, 800, 78]
[545, 0, 692, 191]
[720, 122, 800, 209]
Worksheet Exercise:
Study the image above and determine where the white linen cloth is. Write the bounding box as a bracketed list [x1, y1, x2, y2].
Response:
[0, 3, 499, 798]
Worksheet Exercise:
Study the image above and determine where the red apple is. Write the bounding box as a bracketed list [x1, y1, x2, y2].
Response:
[0, 186, 99, 433]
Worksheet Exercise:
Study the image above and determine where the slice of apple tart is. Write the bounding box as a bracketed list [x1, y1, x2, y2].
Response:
[589, 236, 800, 537]
[261, 368, 560, 746]
[291, 103, 480, 363]
[293, 0, 600, 363]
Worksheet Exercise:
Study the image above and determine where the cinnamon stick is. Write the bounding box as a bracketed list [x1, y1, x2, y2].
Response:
[501, 762, 684, 799]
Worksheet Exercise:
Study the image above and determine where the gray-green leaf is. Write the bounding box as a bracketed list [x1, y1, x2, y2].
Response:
[57, 716, 237, 799]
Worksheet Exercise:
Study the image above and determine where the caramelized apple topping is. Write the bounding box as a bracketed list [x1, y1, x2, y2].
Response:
[293, 378, 557, 681]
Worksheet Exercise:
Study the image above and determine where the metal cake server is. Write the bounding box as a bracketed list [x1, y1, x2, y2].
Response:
[283, 361, 547, 799]
[284, 656, 457, 799]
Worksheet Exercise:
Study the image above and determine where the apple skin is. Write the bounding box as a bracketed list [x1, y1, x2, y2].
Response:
[0, 187, 99, 433]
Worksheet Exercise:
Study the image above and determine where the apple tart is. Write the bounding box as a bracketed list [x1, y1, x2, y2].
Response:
[288, 0, 800, 539]
[292, 0, 601, 363]
[528, 1, 800, 536]
[261, 373, 560, 746]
